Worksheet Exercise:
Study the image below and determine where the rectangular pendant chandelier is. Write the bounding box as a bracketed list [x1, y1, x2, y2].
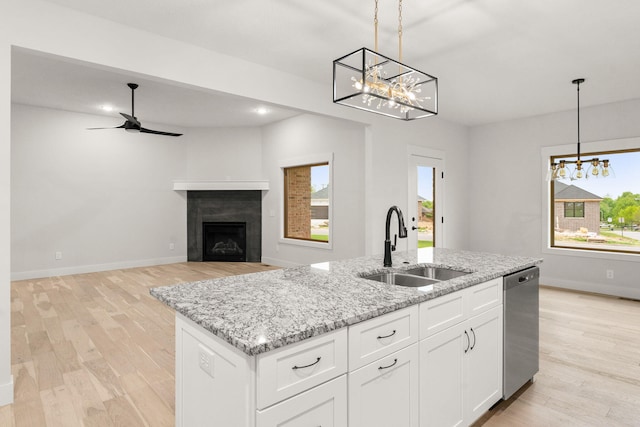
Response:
[333, 47, 438, 121]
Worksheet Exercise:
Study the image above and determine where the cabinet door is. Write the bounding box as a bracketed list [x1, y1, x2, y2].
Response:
[465, 305, 503, 425]
[349, 343, 419, 427]
[256, 375, 347, 427]
[419, 324, 466, 427]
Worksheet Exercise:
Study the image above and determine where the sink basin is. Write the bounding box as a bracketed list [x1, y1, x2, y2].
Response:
[361, 272, 438, 288]
[403, 266, 470, 280]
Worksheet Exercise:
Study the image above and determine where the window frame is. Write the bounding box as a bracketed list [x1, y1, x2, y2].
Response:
[279, 153, 334, 250]
[542, 137, 640, 260]
[563, 201, 585, 218]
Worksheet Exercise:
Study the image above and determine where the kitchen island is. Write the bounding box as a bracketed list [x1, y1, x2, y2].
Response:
[151, 248, 542, 427]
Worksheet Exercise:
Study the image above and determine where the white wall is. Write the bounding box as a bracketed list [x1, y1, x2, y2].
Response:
[184, 127, 263, 181]
[364, 116, 470, 256]
[11, 104, 188, 279]
[261, 114, 366, 266]
[468, 98, 640, 299]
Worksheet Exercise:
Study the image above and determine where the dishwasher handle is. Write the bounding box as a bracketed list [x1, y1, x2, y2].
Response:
[504, 267, 539, 290]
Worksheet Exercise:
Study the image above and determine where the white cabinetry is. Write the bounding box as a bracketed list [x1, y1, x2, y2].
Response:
[176, 313, 348, 427]
[348, 306, 420, 427]
[419, 278, 503, 427]
[175, 277, 504, 427]
[349, 343, 420, 427]
[256, 375, 347, 427]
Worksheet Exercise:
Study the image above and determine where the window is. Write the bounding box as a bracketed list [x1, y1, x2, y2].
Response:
[549, 147, 640, 255]
[283, 162, 330, 244]
[564, 202, 584, 218]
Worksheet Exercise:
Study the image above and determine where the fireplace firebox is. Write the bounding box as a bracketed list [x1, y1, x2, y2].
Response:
[202, 222, 247, 262]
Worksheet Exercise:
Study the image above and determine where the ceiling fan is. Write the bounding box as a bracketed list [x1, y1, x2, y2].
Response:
[88, 83, 183, 137]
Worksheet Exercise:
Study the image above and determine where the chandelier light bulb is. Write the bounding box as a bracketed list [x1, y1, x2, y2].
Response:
[602, 168, 610, 177]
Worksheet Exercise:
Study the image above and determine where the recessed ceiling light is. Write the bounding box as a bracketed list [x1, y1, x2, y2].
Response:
[255, 107, 269, 115]
[100, 105, 114, 112]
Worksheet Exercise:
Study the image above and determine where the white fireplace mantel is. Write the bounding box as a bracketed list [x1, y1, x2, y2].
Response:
[173, 180, 269, 191]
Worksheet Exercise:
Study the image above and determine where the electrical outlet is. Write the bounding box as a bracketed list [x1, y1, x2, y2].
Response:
[606, 269, 614, 279]
[169, 243, 175, 251]
[55, 251, 63, 260]
[198, 344, 215, 378]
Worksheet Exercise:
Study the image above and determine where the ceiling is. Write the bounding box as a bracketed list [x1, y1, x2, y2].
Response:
[12, 0, 640, 127]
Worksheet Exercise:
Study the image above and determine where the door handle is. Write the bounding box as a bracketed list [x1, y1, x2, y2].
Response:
[411, 226, 418, 230]
[464, 330, 470, 353]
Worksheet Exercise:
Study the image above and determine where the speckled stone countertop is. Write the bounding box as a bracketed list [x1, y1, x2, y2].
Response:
[150, 248, 542, 356]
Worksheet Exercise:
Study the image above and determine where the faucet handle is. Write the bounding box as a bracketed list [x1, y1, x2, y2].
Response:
[392, 234, 397, 251]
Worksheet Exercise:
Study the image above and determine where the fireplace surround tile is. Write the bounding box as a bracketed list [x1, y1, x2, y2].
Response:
[187, 190, 262, 262]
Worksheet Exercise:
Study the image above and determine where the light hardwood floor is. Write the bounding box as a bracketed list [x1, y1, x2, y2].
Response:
[2, 262, 278, 427]
[2, 264, 639, 426]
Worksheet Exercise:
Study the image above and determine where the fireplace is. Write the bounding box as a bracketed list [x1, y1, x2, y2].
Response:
[203, 222, 246, 262]
[187, 190, 262, 262]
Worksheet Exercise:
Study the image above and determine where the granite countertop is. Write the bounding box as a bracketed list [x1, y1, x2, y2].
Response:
[150, 248, 542, 356]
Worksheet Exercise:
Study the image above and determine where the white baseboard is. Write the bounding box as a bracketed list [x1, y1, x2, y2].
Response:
[0, 375, 14, 406]
[261, 256, 302, 268]
[540, 274, 640, 300]
[11, 256, 188, 281]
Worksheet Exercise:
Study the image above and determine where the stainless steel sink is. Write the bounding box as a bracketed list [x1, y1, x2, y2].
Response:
[361, 272, 438, 288]
[403, 266, 470, 281]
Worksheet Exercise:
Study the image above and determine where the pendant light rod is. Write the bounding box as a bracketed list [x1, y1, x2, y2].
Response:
[573, 78, 584, 161]
[547, 78, 613, 181]
[374, 0, 379, 52]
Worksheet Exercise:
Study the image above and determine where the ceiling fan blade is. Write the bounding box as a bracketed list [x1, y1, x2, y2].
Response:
[87, 123, 126, 130]
[120, 112, 140, 126]
[140, 127, 183, 137]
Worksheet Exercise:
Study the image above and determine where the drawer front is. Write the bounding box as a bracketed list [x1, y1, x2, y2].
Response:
[466, 277, 502, 318]
[256, 375, 347, 427]
[348, 343, 420, 427]
[419, 290, 465, 340]
[348, 305, 419, 371]
[257, 328, 348, 409]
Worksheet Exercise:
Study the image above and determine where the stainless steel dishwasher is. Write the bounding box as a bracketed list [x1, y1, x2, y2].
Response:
[503, 266, 539, 400]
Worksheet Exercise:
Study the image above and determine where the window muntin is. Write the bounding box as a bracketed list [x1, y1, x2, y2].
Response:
[564, 202, 584, 218]
[550, 148, 640, 254]
[283, 162, 330, 243]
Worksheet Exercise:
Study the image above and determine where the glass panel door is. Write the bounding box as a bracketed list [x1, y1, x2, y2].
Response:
[408, 155, 443, 249]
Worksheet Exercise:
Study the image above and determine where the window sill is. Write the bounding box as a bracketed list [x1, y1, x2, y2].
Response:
[279, 237, 333, 250]
[542, 245, 640, 262]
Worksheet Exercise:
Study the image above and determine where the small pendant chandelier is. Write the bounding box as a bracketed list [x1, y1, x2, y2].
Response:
[549, 78, 612, 181]
[332, 0, 438, 120]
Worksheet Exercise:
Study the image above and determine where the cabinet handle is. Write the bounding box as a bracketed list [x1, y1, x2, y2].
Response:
[464, 330, 470, 353]
[377, 329, 397, 340]
[292, 357, 321, 370]
[378, 358, 398, 370]
[470, 328, 476, 351]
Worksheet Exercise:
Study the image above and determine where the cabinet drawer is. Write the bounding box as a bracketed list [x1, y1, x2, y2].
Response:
[256, 375, 347, 427]
[256, 328, 348, 409]
[348, 305, 419, 371]
[466, 277, 502, 317]
[419, 291, 465, 340]
[348, 343, 420, 427]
